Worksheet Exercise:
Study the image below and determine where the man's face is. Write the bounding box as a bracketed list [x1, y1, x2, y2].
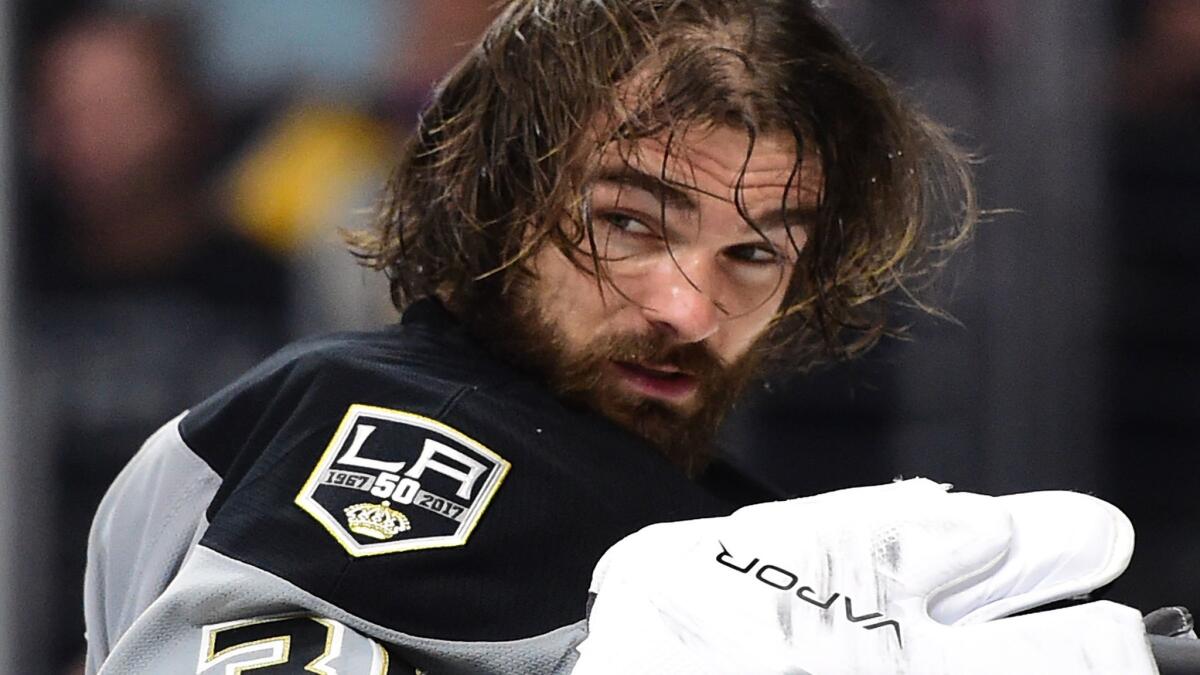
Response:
[512, 124, 819, 470]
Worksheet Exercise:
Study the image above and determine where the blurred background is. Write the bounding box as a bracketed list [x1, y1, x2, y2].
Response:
[0, 0, 1195, 671]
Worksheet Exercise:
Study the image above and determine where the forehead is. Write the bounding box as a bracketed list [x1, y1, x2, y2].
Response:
[593, 124, 820, 207]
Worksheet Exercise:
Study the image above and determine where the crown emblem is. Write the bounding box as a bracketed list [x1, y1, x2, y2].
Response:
[344, 501, 411, 541]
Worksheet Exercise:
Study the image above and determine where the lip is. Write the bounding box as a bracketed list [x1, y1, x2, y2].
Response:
[610, 361, 699, 402]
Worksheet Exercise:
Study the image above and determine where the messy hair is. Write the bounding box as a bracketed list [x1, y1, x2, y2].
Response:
[350, 0, 976, 370]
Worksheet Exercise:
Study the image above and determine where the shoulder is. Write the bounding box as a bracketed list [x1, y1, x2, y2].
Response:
[179, 322, 501, 479]
[174, 326, 739, 644]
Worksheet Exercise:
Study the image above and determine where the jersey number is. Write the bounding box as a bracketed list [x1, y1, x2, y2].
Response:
[198, 615, 400, 674]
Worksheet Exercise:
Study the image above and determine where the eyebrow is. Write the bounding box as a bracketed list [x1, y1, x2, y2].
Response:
[593, 166, 699, 211]
[753, 205, 819, 232]
[593, 164, 818, 234]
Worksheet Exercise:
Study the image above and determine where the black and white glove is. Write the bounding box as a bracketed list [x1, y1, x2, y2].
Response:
[573, 478, 1157, 674]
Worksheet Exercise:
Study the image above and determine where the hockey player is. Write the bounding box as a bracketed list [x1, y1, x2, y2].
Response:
[84, 1, 1190, 672]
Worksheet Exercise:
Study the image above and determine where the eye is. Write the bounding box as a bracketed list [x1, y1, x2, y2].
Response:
[600, 212, 658, 238]
[725, 242, 782, 265]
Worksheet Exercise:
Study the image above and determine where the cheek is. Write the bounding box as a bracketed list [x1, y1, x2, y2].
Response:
[712, 282, 789, 361]
[714, 315, 774, 362]
[529, 248, 614, 340]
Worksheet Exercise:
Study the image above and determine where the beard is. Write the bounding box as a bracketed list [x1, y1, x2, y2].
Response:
[479, 276, 766, 476]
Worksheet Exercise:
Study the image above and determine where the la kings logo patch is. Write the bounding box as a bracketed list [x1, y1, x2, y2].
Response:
[295, 404, 510, 556]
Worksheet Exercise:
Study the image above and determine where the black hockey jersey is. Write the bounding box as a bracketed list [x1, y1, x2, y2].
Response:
[84, 299, 770, 674]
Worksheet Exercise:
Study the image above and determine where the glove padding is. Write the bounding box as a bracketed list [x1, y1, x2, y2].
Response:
[573, 478, 1157, 674]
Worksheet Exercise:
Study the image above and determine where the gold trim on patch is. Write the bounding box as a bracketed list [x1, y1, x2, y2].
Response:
[295, 404, 511, 557]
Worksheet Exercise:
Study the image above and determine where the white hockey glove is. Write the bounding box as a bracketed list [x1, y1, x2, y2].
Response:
[573, 478, 1157, 675]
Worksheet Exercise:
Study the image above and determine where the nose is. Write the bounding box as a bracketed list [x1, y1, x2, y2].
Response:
[640, 255, 721, 343]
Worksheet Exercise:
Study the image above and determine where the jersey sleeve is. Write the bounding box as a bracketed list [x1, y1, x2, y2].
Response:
[83, 414, 423, 675]
[83, 413, 220, 672]
[97, 598, 410, 675]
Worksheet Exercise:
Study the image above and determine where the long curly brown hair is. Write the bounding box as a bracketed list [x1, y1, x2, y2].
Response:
[349, 0, 976, 371]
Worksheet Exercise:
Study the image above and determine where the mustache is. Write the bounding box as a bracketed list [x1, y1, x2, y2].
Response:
[600, 331, 728, 377]
[548, 329, 729, 402]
